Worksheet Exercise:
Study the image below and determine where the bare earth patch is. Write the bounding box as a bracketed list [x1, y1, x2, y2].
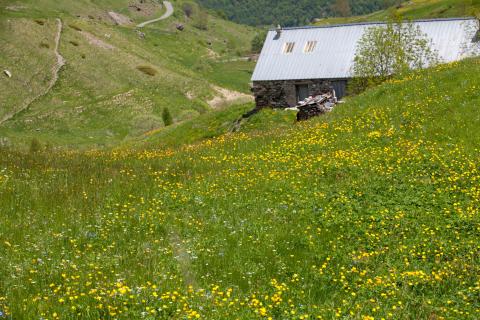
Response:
[208, 85, 253, 109]
[5, 4, 26, 11]
[128, 0, 162, 17]
[81, 31, 115, 50]
[205, 48, 220, 59]
[108, 11, 133, 26]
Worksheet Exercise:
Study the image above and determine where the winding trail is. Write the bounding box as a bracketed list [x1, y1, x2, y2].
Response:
[136, 1, 174, 28]
[0, 18, 65, 125]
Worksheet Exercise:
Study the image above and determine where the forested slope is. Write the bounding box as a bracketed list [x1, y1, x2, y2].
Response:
[197, 0, 402, 26]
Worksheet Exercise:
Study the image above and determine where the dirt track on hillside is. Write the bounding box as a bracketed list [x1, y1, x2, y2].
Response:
[136, 1, 174, 28]
[0, 18, 65, 125]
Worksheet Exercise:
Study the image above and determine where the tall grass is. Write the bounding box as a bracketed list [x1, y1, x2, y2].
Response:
[1, 59, 479, 319]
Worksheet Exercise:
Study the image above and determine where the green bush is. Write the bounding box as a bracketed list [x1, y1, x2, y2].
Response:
[182, 2, 194, 18]
[193, 10, 209, 30]
[29, 138, 42, 154]
[251, 30, 267, 53]
[68, 24, 82, 32]
[162, 107, 173, 126]
[136, 66, 157, 76]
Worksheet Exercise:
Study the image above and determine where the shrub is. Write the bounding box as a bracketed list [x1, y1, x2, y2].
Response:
[183, 2, 194, 18]
[34, 19, 45, 26]
[69, 40, 79, 47]
[215, 10, 227, 20]
[193, 10, 209, 30]
[39, 42, 50, 49]
[136, 66, 157, 76]
[251, 30, 267, 53]
[69, 24, 82, 32]
[29, 138, 42, 154]
[162, 107, 173, 126]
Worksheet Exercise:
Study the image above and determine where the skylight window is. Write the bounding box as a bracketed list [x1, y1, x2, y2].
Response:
[304, 41, 317, 53]
[283, 42, 295, 54]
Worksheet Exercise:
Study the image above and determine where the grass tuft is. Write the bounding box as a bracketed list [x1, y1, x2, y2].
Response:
[68, 23, 82, 31]
[136, 65, 157, 76]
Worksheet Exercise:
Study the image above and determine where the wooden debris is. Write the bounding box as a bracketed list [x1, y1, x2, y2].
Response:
[3, 70, 12, 78]
[296, 90, 337, 121]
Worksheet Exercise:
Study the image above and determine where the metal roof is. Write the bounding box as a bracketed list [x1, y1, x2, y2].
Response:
[251, 18, 479, 81]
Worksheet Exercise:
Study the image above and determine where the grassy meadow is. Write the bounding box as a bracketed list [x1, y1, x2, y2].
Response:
[314, 0, 480, 26]
[1, 58, 479, 319]
[0, 0, 255, 148]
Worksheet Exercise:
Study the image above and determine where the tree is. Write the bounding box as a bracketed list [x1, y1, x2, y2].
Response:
[162, 107, 173, 126]
[351, 18, 439, 92]
[333, 0, 351, 17]
[182, 2, 194, 18]
[460, 18, 480, 57]
[193, 9, 209, 30]
[251, 30, 267, 53]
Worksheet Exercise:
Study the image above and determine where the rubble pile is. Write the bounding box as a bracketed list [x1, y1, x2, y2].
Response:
[296, 90, 337, 121]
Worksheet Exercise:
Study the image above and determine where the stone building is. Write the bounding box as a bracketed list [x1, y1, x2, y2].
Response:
[251, 18, 480, 108]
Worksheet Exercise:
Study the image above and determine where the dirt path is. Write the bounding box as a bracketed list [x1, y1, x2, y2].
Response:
[0, 18, 65, 125]
[136, 1, 174, 28]
[208, 85, 254, 109]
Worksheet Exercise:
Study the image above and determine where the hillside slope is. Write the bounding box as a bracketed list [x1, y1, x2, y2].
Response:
[0, 0, 255, 148]
[1, 58, 479, 318]
[315, 0, 480, 25]
[197, 0, 398, 26]
[198, 0, 480, 27]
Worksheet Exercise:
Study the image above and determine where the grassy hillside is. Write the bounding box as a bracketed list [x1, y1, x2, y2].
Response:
[315, 0, 480, 25]
[1, 57, 479, 319]
[0, 0, 255, 148]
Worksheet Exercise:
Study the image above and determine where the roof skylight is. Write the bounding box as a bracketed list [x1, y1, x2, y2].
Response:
[304, 41, 317, 53]
[283, 42, 295, 54]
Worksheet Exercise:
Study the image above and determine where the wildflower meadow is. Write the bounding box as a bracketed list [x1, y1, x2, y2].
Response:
[1, 59, 479, 319]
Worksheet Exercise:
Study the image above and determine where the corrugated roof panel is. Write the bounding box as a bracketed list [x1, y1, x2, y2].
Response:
[251, 18, 479, 81]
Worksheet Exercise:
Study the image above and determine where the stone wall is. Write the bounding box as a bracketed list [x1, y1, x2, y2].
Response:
[252, 79, 348, 108]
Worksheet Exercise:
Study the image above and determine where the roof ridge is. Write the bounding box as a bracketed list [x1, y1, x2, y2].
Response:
[273, 17, 477, 31]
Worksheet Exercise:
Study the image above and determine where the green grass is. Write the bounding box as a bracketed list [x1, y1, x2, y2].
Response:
[0, 0, 256, 148]
[1, 57, 479, 319]
[314, 0, 480, 26]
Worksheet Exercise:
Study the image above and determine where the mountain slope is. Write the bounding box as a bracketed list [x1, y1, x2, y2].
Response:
[0, 0, 255, 148]
[1, 57, 479, 318]
[197, 0, 399, 26]
[315, 0, 480, 25]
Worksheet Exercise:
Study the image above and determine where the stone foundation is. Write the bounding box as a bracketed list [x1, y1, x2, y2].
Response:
[252, 79, 347, 108]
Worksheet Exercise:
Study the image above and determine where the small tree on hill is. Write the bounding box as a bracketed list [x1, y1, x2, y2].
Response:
[461, 18, 480, 57]
[193, 9, 209, 30]
[29, 138, 42, 154]
[351, 17, 439, 93]
[162, 107, 173, 126]
[183, 2, 194, 18]
[251, 30, 267, 53]
[333, 0, 351, 17]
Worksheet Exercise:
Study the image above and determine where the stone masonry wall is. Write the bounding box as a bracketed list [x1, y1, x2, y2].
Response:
[252, 79, 347, 108]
